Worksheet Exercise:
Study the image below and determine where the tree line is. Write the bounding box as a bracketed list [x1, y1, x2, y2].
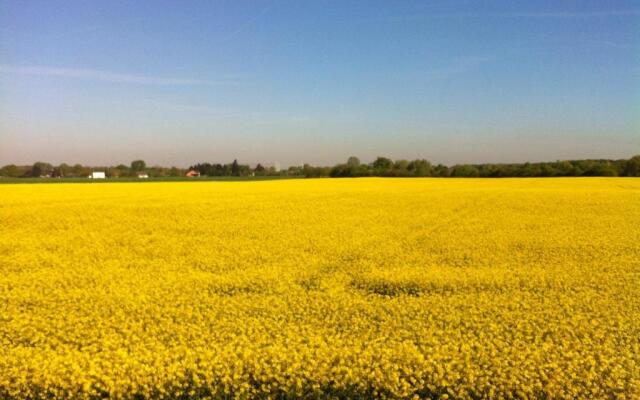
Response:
[1, 155, 639, 179]
[0, 160, 185, 178]
[314, 155, 640, 178]
[188, 160, 277, 177]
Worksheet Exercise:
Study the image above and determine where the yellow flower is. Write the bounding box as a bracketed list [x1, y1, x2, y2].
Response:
[0, 178, 638, 398]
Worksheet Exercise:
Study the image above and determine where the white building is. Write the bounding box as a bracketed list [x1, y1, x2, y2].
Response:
[88, 172, 106, 179]
[137, 173, 149, 179]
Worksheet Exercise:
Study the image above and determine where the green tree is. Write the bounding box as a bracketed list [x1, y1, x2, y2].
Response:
[407, 159, 432, 176]
[115, 164, 129, 177]
[432, 164, 450, 177]
[347, 156, 360, 167]
[71, 164, 86, 177]
[540, 164, 557, 177]
[372, 157, 393, 173]
[31, 162, 53, 177]
[623, 155, 640, 176]
[392, 160, 409, 176]
[0, 164, 22, 177]
[231, 159, 240, 176]
[589, 162, 618, 177]
[254, 164, 266, 175]
[56, 163, 71, 177]
[130, 160, 146, 172]
[555, 161, 574, 176]
[451, 164, 479, 177]
[329, 164, 350, 177]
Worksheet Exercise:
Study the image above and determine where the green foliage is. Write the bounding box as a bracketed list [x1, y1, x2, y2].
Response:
[407, 159, 432, 176]
[0, 164, 27, 178]
[30, 162, 53, 177]
[372, 156, 393, 172]
[347, 156, 361, 167]
[231, 159, 240, 176]
[254, 164, 266, 175]
[2, 155, 639, 180]
[130, 160, 146, 172]
[190, 161, 264, 177]
[451, 164, 479, 177]
[623, 155, 640, 176]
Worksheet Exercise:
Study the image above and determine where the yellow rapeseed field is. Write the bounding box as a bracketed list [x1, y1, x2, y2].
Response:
[1, 178, 639, 399]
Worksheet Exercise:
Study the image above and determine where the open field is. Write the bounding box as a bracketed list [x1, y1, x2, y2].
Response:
[1, 178, 639, 399]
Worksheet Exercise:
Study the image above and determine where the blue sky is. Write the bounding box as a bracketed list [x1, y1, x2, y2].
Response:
[0, 0, 638, 167]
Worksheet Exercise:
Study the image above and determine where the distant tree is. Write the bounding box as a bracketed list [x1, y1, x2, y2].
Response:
[540, 164, 557, 177]
[30, 162, 53, 177]
[265, 166, 278, 176]
[238, 164, 251, 176]
[0, 164, 23, 177]
[30, 164, 42, 177]
[221, 163, 231, 176]
[347, 156, 360, 167]
[392, 160, 410, 176]
[329, 164, 347, 177]
[191, 163, 209, 176]
[70, 164, 85, 177]
[576, 160, 598, 176]
[286, 165, 304, 176]
[303, 164, 331, 177]
[518, 162, 534, 177]
[355, 164, 371, 176]
[623, 155, 640, 176]
[432, 164, 450, 177]
[407, 159, 432, 176]
[588, 162, 618, 177]
[555, 161, 575, 176]
[450, 164, 479, 177]
[302, 163, 314, 177]
[146, 166, 162, 177]
[114, 164, 129, 177]
[252, 164, 266, 176]
[104, 167, 119, 178]
[231, 159, 240, 176]
[372, 157, 393, 174]
[130, 160, 146, 173]
[56, 163, 71, 177]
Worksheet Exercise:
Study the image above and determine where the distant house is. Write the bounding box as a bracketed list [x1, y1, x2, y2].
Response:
[185, 169, 200, 177]
[137, 172, 149, 179]
[88, 172, 106, 179]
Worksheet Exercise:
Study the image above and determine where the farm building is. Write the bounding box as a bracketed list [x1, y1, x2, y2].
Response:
[137, 173, 149, 179]
[185, 170, 200, 177]
[88, 172, 106, 179]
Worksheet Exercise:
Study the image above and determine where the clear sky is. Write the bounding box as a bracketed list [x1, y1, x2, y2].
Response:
[1, 0, 638, 167]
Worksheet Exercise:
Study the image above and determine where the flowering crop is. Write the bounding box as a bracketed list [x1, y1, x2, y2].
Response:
[1, 178, 639, 399]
